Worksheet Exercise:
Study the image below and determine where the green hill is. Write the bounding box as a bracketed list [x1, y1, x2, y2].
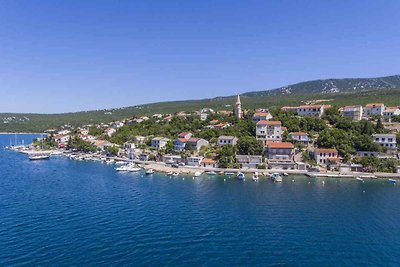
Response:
[1, 75, 400, 133]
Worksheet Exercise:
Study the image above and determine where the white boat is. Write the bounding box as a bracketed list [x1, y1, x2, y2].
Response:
[146, 169, 155, 175]
[167, 171, 173, 176]
[172, 172, 180, 177]
[194, 171, 202, 177]
[29, 154, 50, 160]
[356, 177, 364, 182]
[237, 172, 245, 180]
[283, 172, 289, 176]
[106, 159, 115, 164]
[207, 171, 217, 175]
[252, 172, 259, 181]
[115, 165, 129, 172]
[115, 161, 125, 165]
[271, 172, 282, 182]
[225, 172, 235, 176]
[127, 166, 141, 172]
[389, 179, 397, 184]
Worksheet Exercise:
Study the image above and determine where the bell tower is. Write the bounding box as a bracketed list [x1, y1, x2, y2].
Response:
[235, 95, 242, 119]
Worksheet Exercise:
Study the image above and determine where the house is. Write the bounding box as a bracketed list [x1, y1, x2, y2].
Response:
[178, 132, 192, 139]
[123, 142, 136, 159]
[92, 140, 115, 151]
[265, 142, 294, 160]
[236, 155, 264, 169]
[78, 128, 89, 136]
[173, 138, 188, 152]
[53, 134, 70, 144]
[111, 121, 124, 128]
[162, 155, 183, 164]
[296, 105, 328, 118]
[201, 158, 218, 168]
[134, 136, 146, 144]
[281, 106, 298, 113]
[186, 156, 203, 167]
[81, 135, 96, 142]
[104, 128, 116, 137]
[383, 107, 400, 121]
[186, 138, 209, 152]
[139, 153, 149, 161]
[252, 112, 273, 122]
[58, 129, 71, 135]
[218, 136, 238, 146]
[152, 114, 163, 119]
[151, 137, 170, 150]
[363, 103, 385, 117]
[342, 105, 363, 121]
[213, 123, 229, 130]
[372, 134, 397, 150]
[256, 121, 283, 145]
[288, 132, 310, 144]
[314, 148, 339, 166]
[356, 151, 379, 157]
[265, 142, 295, 169]
[200, 113, 208, 121]
[209, 119, 219, 125]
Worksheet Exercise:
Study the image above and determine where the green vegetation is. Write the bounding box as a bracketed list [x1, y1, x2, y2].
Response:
[33, 136, 57, 149]
[237, 136, 264, 155]
[67, 136, 97, 153]
[89, 127, 104, 136]
[354, 156, 400, 173]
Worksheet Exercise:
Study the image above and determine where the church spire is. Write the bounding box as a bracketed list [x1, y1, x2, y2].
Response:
[235, 95, 242, 119]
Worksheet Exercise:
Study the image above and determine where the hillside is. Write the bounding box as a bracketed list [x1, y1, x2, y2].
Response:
[1, 75, 400, 133]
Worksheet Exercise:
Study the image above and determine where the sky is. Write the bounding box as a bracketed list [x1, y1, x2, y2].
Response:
[0, 0, 399, 113]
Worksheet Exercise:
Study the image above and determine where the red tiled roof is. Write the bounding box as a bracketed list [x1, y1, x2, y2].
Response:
[253, 112, 269, 117]
[202, 158, 217, 164]
[366, 103, 384, 107]
[256, 120, 281, 126]
[266, 142, 294, 149]
[316, 148, 338, 153]
[289, 131, 308, 136]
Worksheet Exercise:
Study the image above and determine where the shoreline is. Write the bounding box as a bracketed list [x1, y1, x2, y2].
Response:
[0, 132, 44, 135]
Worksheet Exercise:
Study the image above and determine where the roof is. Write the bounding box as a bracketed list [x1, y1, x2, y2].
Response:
[343, 105, 362, 110]
[289, 131, 308, 136]
[218, 136, 237, 140]
[366, 103, 384, 107]
[214, 123, 226, 128]
[209, 119, 219, 124]
[201, 158, 217, 164]
[266, 142, 294, 149]
[253, 112, 270, 117]
[315, 148, 338, 153]
[327, 157, 340, 162]
[175, 138, 188, 143]
[256, 120, 281, 126]
[298, 105, 323, 109]
[188, 137, 202, 142]
[384, 107, 400, 112]
[178, 132, 191, 137]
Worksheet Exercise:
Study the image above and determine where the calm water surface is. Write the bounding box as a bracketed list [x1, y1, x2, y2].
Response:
[1, 134, 400, 266]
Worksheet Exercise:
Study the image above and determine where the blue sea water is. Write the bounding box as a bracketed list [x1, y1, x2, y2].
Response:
[1, 134, 400, 266]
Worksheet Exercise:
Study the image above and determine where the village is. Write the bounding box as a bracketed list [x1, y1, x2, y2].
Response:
[27, 96, 400, 177]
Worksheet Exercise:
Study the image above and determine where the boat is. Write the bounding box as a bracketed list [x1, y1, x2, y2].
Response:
[145, 169, 154, 175]
[237, 172, 245, 180]
[252, 172, 259, 181]
[115, 165, 129, 172]
[194, 171, 202, 177]
[172, 172, 180, 177]
[389, 179, 397, 184]
[225, 172, 235, 176]
[207, 171, 217, 175]
[271, 172, 282, 182]
[356, 177, 364, 182]
[115, 161, 125, 165]
[29, 153, 50, 160]
[167, 171, 173, 176]
[283, 172, 289, 176]
[106, 159, 115, 164]
[126, 165, 141, 172]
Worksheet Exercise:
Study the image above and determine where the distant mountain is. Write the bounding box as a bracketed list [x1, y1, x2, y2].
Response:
[1, 74, 400, 133]
[243, 75, 400, 96]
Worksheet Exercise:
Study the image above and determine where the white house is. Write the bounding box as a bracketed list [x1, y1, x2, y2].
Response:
[296, 105, 328, 118]
[236, 155, 264, 169]
[342, 105, 363, 121]
[151, 137, 170, 150]
[252, 112, 273, 122]
[314, 148, 339, 166]
[383, 107, 400, 121]
[104, 128, 116, 137]
[186, 156, 203, 167]
[173, 138, 187, 152]
[288, 132, 310, 144]
[256, 120, 282, 145]
[201, 158, 218, 168]
[372, 134, 397, 150]
[218, 136, 238, 146]
[178, 132, 192, 139]
[186, 138, 209, 152]
[363, 103, 385, 117]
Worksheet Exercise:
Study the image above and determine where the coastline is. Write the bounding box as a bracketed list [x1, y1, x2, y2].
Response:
[0, 132, 44, 135]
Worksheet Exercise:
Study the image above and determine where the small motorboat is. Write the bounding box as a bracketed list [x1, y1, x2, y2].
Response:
[29, 153, 50, 160]
[115, 165, 129, 172]
[356, 177, 364, 182]
[252, 172, 259, 181]
[271, 172, 282, 182]
[237, 172, 245, 180]
[167, 171, 173, 176]
[146, 169, 155, 175]
[207, 171, 217, 175]
[194, 171, 202, 177]
[389, 179, 397, 184]
[283, 172, 289, 176]
[225, 172, 235, 176]
[172, 172, 180, 177]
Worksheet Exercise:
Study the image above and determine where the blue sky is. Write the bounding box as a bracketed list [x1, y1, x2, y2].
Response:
[0, 0, 399, 113]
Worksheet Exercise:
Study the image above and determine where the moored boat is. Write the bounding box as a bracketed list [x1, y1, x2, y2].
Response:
[271, 172, 282, 182]
[29, 153, 50, 160]
[356, 177, 364, 182]
[389, 179, 397, 184]
[237, 172, 245, 180]
[146, 169, 154, 175]
[207, 171, 217, 175]
[194, 171, 202, 177]
[252, 172, 259, 181]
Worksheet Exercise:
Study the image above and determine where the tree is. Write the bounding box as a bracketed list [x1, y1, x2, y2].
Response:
[375, 117, 384, 133]
[237, 136, 264, 155]
[217, 145, 237, 168]
[107, 146, 119, 156]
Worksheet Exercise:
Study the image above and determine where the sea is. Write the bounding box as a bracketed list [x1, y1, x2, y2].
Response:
[1, 134, 400, 266]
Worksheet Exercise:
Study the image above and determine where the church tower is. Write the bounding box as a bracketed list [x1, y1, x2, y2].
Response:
[235, 95, 242, 119]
